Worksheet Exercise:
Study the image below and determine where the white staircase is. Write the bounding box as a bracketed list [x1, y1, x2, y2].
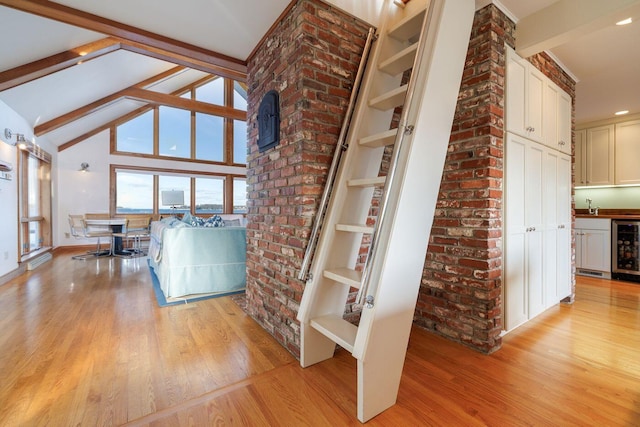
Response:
[296, 0, 474, 422]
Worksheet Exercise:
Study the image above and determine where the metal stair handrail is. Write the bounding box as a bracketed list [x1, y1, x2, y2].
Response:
[356, 3, 436, 307]
[298, 27, 377, 282]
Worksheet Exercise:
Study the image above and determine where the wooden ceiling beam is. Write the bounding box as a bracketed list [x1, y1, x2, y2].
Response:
[0, 37, 120, 91]
[34, 66, 186, 136]
[516, 0, 640, 57]
[57, 125, 111, 152]
[119, 40, 246, 82]
[122, 88, 247, 121]
[0, 0, 247, 79]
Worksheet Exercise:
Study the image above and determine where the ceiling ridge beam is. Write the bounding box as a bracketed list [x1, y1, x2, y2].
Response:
[118, 40, 246, 82]
[0, 37, 120, 91]
[0, 0, 247, 79]
[34, 66, 186, 136]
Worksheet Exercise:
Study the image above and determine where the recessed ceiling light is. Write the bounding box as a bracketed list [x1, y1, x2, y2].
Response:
[615, 110, 629, 116]
[616, 17, 632, 26]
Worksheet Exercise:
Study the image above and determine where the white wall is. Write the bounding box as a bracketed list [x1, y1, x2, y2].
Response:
[56, 129, 245, 248]
[0, 100, 56, 277]
[325, 0, 385, 26]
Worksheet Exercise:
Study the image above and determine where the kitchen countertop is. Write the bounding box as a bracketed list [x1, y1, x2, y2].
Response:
[575, 209, 640, 220]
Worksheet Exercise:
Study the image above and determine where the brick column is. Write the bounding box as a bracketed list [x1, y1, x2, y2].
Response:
[245, 0, 370, 358]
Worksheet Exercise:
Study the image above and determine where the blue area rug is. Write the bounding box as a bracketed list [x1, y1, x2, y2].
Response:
[148, 261, 245, 307]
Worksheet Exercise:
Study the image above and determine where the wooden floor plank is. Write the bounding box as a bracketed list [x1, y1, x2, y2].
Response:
[0, 249, 639, 425]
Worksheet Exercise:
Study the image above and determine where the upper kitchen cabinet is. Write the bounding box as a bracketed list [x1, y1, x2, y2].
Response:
[557, 90, 572, 155]
[506, 47, 544, 143]
[543, 80, 572, 155]
[615, 119, 640, 185]
[585, 125, 615, 186]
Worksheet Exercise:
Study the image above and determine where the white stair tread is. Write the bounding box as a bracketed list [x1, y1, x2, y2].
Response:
[310, 314, 357, 352]
[369, 85, 408, 111]
[323, 268, 362, 289]
[379, 43, 418, 76]
[336, 223, 374, 234]
[347, 176, 386, 188]
[388, 7, 426, 41]
[359, 128, 398, 148]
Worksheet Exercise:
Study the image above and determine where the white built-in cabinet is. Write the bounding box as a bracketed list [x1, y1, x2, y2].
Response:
[577, 118, 640, 187]
[575, 218, 611, 278]
[506, 47, 544, 143]
[504, 46, 573, 332]
[505, 133, 572, 330]
[614, 119, 640, 185]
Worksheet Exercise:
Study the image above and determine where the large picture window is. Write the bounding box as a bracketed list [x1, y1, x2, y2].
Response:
[112, 166, 243, 216]
[18, 146, 52, 259]
[113, 77, 247, 167]
[116, 110, 153, 154]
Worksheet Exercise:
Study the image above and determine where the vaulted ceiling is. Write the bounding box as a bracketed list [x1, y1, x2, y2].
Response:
[0, 0, 291, 149]
[1, 0, 639, 151]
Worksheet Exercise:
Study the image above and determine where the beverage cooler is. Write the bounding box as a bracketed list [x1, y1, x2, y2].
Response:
[612, 220, 640, 281]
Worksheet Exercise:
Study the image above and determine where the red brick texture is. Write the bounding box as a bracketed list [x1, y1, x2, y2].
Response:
[415, 5, 575, 353]
[245, 0, 370, 358]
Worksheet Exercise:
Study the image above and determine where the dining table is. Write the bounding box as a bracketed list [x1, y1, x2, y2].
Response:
[84, 218, 130, 256]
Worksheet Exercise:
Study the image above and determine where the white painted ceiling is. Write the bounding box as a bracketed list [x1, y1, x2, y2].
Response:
[0, 0, 639, 149]
[500, 0, 640, 125]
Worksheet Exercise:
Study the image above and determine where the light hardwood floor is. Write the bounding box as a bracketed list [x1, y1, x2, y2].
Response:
[0, 248, 638, 426]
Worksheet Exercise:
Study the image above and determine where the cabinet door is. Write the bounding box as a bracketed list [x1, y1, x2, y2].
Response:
[543, 150, 559, 308]
[586, 125, 614, 186]
[543, 81, 559, 151]
[575, 230, 584, 269]
[557, 91, 572, 155]
[526, 66, 545, 143]
[556, 154, 572, 299]
[526, 141, 545, 318]
[575, 130, 586, 186]
[582, 229, 610, 271]
[506, 48, 527, 138]
[505, 134, 528, 330]
[615, 119, 640, 185]
[506, 47, 544, 143]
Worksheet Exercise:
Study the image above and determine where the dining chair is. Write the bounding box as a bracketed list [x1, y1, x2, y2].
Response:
[113, 216, 151, 257]
[68, 214, 112, 259]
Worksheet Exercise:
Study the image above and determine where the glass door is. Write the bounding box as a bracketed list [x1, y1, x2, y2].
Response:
[613, 220, 640, 275]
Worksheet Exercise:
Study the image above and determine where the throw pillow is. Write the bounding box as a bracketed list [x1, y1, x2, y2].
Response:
[204, 215, 225, 227]
[181, 212, 193, 225]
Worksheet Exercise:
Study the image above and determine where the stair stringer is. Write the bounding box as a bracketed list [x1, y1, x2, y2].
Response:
[351, 0, 475, 422]
[297, 0, 413, 368]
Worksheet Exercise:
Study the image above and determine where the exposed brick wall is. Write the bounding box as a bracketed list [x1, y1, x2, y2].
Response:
[245, 2, 576, 358]
[415, 5, 576, 353]
[245, 0, 370, 358]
